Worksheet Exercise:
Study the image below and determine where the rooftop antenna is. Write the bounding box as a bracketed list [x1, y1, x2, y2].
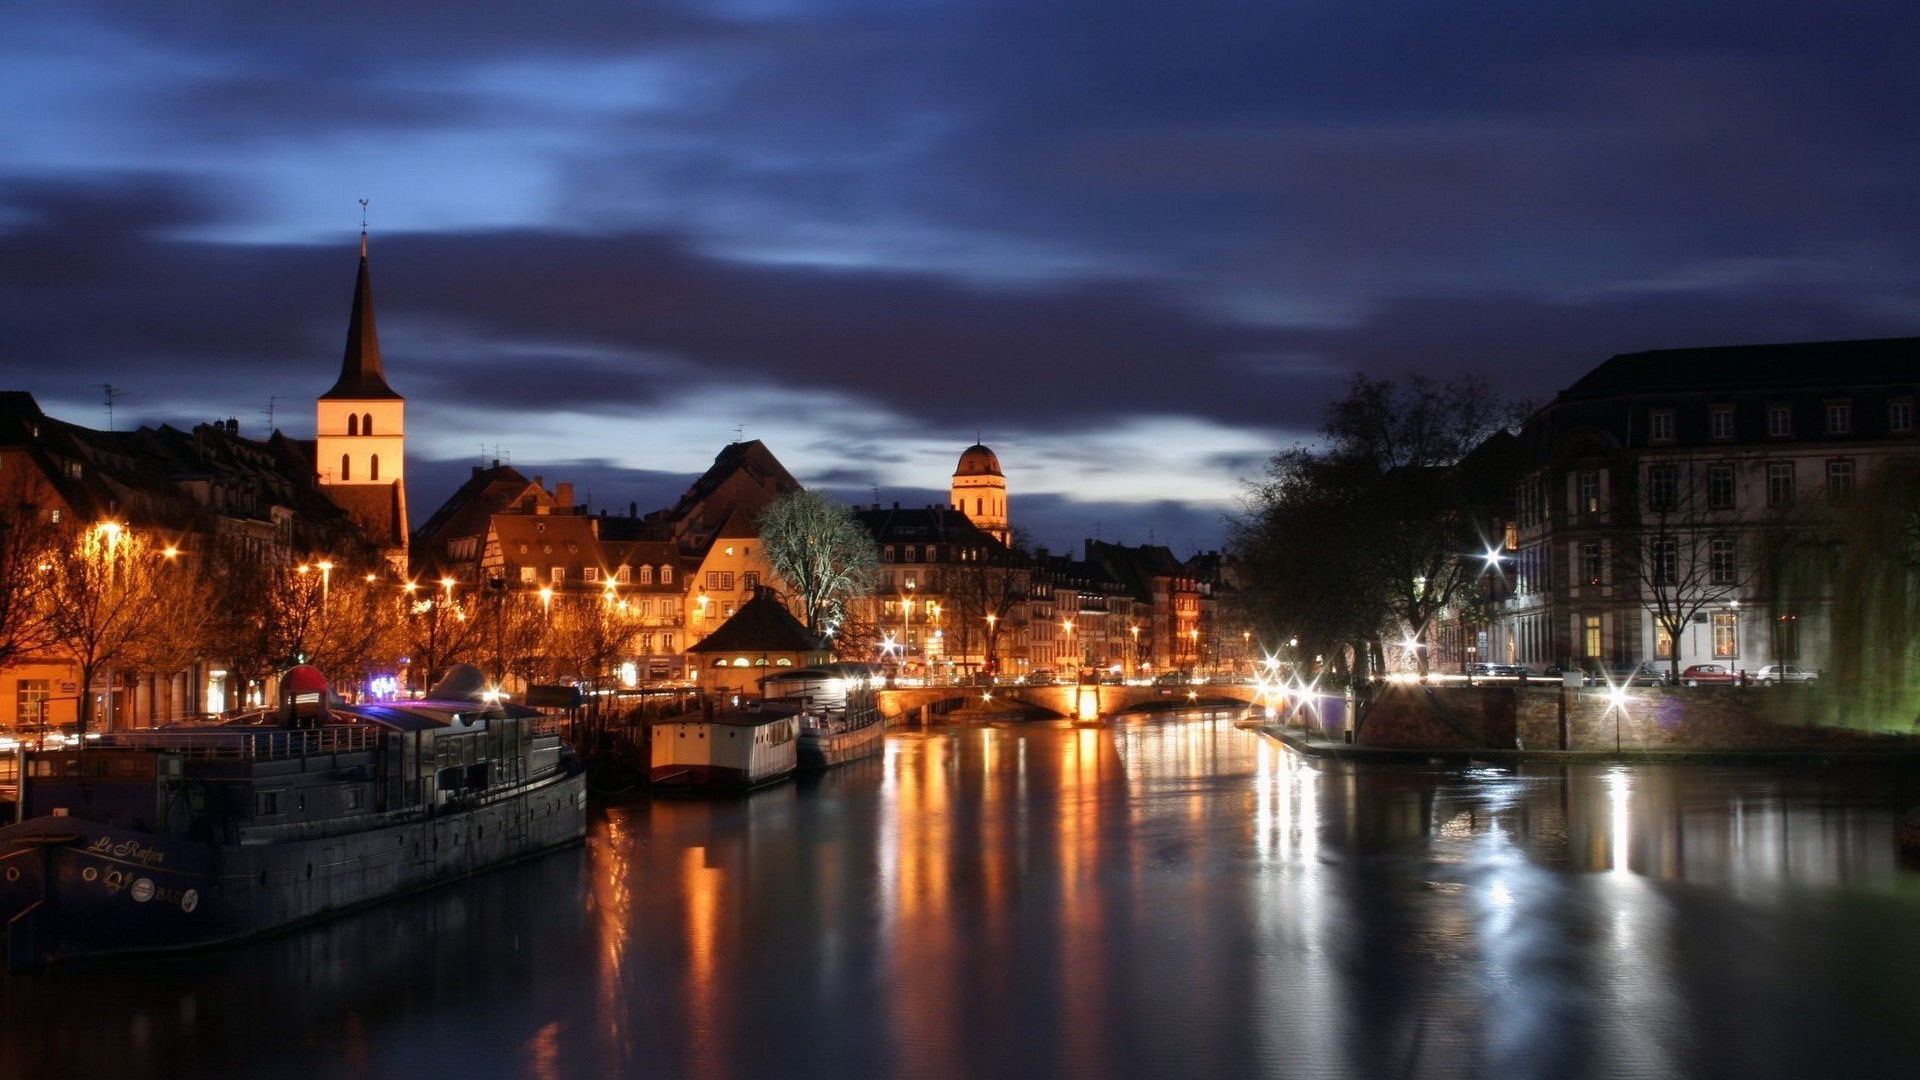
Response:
[733, 424, 746, 443]
[101, 383, 123, 431]
[264, 395, 279, 432]
[358, 198, 370, 257]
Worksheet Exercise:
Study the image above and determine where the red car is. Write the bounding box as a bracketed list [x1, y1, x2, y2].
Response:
[1680, 663, 1738, 687]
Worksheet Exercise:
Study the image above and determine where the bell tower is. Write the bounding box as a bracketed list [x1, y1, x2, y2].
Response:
[315, 226, 409, 560]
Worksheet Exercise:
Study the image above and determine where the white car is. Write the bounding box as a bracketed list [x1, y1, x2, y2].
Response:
[1754, 664, 1819, 685]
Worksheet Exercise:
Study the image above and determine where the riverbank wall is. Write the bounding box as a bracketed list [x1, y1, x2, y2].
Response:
[1322, 683, 1919, 754]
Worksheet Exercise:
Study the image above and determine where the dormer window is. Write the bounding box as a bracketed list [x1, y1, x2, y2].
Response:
[1709, 405, 1735, 440]
[1825, 401, 1852, 435]
[1767, 405, 1792, 437]
[1648, 409, 1675, 443]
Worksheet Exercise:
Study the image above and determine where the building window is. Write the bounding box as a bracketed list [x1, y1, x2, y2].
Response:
[258, 791, 282, 816]
[1655, 623, 1674, 659]
[1828, 460, 1854, 503]
[1577, 470, 1600, 515]
[1709, 405, 1735, 440]
[1713, 613, 1738, 658]
[1646, 464, 1678, 511]
[1710, 537, 1736, 585]
[1825, 401, 1851, 435]
[362, 412, 373, 434]
[1650, 538, 1678, 585]
[661, 599, 676, 619]
[1649, 409, 1675, 443]
[1767, 462, 1794, 507]
[16, 679, 49, 724]
[552, 566, 565, 582]
[519, 566, 536, 583]
[1707, 464, 1735, 509]
[661, 566, 672, 585]
[583, 567, 599, 582]
[637, 565, 652, 584]
[340, 455, 351, 481]
[616, 565, 631, 584]
[1767, 405, 1792, 437]
[743, 572, 759, 591]
[1582, 615, 1602, 658]
[370, 455, 379, 481]
[1891, 400, 1914, 433]
[1774, 613, 1800, 661]
[347, 414, 359, 436]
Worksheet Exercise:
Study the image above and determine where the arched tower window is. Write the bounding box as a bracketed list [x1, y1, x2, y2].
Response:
[363, 413, 373, 434]
[340, 455, 351, 481]
[347, 415, 359, 436]
[370, 455, 380, 481]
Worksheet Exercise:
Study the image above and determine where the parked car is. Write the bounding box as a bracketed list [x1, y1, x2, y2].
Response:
[1024, 670, 1056, 686]
[1543, 663, 1591, 684]
[1488, 664, 1534, 678]
[1680, 663, 1738, 687]
[1754, 664, 1820, 685]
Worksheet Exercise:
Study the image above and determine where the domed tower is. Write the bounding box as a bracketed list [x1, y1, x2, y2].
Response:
[951, 443, 1008, 544]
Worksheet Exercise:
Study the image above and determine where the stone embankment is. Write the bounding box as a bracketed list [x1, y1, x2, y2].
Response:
[1270, 682, 1920, 761]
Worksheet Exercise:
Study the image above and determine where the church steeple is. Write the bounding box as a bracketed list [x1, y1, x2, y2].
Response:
[321, 231, 401, 401]
[316, 220, 409, 561]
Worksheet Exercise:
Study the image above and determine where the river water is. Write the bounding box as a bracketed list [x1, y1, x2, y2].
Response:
[5, 712, 1920, 1080]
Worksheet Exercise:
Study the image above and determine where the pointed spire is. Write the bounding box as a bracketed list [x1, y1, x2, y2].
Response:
[322, 227, 401, 401]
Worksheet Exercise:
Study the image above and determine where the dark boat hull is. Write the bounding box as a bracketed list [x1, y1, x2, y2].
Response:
[3, 770, 586, 970]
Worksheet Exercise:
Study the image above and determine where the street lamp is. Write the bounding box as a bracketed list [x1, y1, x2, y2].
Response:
[1129, 624, 1140, 679]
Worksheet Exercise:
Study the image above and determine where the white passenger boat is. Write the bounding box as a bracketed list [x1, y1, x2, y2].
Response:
[762, 664, 888, 770]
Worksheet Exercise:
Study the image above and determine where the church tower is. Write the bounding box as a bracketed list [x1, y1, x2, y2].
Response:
[316, 231, 409, 561]
[951, 443, 1008, 545]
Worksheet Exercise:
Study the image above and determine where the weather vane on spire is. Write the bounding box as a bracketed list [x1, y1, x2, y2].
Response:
[358, 198, 370, 257]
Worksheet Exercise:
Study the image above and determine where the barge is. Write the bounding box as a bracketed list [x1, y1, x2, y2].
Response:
[1, 665, 585, 971]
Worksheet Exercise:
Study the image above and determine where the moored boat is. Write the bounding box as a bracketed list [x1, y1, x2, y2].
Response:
[1, 665, 585, 971]
[649, 703, 799, 790]
[762, 663, 888, 770]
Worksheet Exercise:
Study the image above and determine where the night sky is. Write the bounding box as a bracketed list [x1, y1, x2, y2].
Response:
[4, 2, 1917, 554]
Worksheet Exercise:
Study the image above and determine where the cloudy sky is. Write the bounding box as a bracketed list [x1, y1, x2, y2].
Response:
[4, 1, 1917, 553]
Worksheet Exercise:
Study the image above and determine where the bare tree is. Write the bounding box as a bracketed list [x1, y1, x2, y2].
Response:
[757, 490, 880, 636]
[37, 522, 181, 733]
[0, 497, 60, 670]
[1617, 458, 1751, 682]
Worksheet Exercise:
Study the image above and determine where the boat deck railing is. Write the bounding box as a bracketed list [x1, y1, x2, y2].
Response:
[96, 725, 382, 762]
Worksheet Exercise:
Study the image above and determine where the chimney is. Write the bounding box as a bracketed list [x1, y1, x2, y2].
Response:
[556, 482, 574, 511]
[629, 501, 637, 518]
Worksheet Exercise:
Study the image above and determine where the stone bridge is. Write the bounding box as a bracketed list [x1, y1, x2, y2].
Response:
[877, 681, 1267, 722]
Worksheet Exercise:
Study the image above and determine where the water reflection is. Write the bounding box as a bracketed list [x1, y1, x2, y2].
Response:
[6, 714, 1920, 1080]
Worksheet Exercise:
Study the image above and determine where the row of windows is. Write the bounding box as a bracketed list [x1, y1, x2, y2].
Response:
[344, 413, 377, 436]
[516, 564, 673, 585]
[1647, 399, 1912, 443]
[1643, 460, 1856, 511]
[338, 454, 380, 481]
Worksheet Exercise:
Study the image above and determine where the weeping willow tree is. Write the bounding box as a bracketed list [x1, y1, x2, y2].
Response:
[756, 490, 880, 640]
[1814, 459, 1920, 731]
